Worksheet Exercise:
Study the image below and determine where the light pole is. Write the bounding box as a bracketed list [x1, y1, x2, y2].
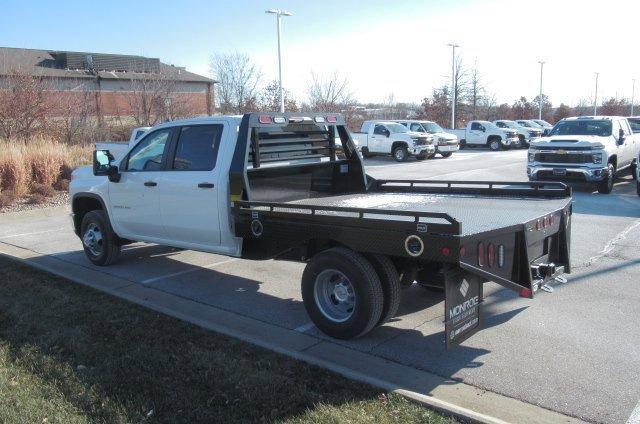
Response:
[447, 43, 459, 129]
[266, 8, 293, 113]
[538, 61, 545, 120]
[593, 72, 599, 115]
[631, 78, 635, 116]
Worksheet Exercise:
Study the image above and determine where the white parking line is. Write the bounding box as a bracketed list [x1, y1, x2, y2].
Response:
[294, 321, 315, 333]
[140, 258, 239, 284]
[627, 401, 640, 424]
[0, 227, 66, 240]
[585, 219, 640, 266]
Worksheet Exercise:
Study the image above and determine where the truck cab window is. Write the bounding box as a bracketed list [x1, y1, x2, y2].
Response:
[374, 125, 388, 135]
[410, 123, 424, 132]
[173, 125, 222, 171]
[471, 122, 481, 131]
[126, 129, 171, 171]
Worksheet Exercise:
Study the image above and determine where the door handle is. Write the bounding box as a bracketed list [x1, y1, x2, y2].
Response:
[144, 181, 157, 187]
[198, 182, 215, 189]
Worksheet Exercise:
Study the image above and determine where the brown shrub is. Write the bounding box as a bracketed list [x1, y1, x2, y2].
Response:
[53, 178, 69, 192]
[31, 183, 56, 197]
[26, 142, 64, 186]
[58, 163, 73, 180]
[26, 193, 48, 205]
[0, 145, 28, 196]
[0, 190, 17, 208]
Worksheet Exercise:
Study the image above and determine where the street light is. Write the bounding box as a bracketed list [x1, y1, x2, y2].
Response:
[447, 43, 460, 129]
[593, 72, 599, 115]
[266, 8, 293, 113]
[538, 61, 545, 120]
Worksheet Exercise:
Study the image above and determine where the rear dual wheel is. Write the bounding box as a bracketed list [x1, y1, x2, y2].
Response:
[301, 248, 400, 339]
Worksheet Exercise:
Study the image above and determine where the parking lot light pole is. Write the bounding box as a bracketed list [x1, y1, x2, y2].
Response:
[538, 61, 545, 120]
[266, 8, 293, 113]
[593, 72, 599, 115]
[631, 78, 635, 116]
[447, 43, 459, 129]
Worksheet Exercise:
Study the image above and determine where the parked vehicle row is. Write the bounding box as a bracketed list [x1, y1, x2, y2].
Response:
[394, 120, 459, 158]
[71, 112, 573, 349]
[528, 116, 639, 194]
[353, 121, 436, 161]
[446, 120, 520, 151]
[494, 120, 543, 148]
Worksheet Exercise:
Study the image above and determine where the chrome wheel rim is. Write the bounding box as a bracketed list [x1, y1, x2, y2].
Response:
[83, 223, 103, 257]
[394, 149, 405, 161]
[313, 269, 356, 323]
[491, 141, 500, 150]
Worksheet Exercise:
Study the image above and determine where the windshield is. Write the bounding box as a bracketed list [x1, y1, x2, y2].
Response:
[628, 118, 640, 133]
[549, 120, 612, 137]
[480, 121, 499, 129]
[518, 120, 540, 128]
[423, 122, 444, 133]
[500, 121, 520, 128]
[386, 123, 409, 133]
[534, 119, 551, 127]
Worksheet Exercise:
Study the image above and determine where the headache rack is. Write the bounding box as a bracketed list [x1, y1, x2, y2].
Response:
[249, 125, 337, 168]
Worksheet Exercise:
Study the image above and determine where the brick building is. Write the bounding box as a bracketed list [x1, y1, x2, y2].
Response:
[0, 47, 216, 118]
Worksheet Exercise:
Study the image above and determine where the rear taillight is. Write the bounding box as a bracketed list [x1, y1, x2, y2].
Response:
[497, 244, 505, 267]
[259, 115, 273, 124]
[459, 245, 466, 258]
[326, 115, 337, 123]
[519, 287, 533, 298]
[487, 243, 495, 268]
[477, 242, 485, 267]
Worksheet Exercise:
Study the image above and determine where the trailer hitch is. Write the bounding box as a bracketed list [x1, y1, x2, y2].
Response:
[531, 263, 557, 293]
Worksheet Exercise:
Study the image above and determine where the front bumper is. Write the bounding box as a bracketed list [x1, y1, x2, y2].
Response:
[411, 145, 436, 155]
[437, 144, 459, 153]
[528, 165, 609, 182]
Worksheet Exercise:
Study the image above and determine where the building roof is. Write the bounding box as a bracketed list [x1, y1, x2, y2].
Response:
[0, 47, 213, 84]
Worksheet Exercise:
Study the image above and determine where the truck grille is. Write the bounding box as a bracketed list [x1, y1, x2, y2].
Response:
[535, 153, 592, 164]
[414, 138, 429, 145]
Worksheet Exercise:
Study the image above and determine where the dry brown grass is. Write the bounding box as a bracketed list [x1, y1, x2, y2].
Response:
[0, 138, 92, 204]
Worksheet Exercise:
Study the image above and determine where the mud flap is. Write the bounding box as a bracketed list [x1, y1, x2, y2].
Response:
[444, 268, 483, 350]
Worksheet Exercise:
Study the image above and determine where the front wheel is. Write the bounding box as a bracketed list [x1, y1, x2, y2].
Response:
[80, 210, 120, 266]
[597, 163, 615, 194]
[630, 162, 637, 180]
[488, 139, 501, 151]
[440, 152, 453, 158]
[302, 247, 384, 339]
[393, 146, 408, 162]
[415, 153, 427, 161]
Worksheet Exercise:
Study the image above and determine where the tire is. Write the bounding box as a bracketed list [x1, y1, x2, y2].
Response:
[392, 145, 409, 162]
[637, 180, 640, 197]
[361, 147, 373, 158]
[488, 138, 501, 151]
[459, 140, 466, 149]
[80, 210, 120, 266]
[415, 153, 427, 161]
[597, 163, 616, 194]
[440, 152, 453, 158]
[630, 162, 637, 180]
[301, 247, 384, 339]
[365, 254, 401, 326]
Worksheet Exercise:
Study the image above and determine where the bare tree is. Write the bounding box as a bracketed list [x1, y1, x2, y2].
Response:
[307, 70, 353, 111]
[0, 70, 51, 139]
[210, 53, 262, 114]
[259, 80, 298, 112]
[452, 56, 469, 127]
[55, 80, 96, 144]
[466, 62, 485, 120]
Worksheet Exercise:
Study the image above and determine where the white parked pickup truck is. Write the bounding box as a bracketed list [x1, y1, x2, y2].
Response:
[352, 121, 435, 161]
[69, 112, 573, 348]
[494, 120, 542, 148]
[95, 127, 151, 160]
[393, 120, 459, 158]
[446, 120, 519, 150]
[528, 116, 639, 194]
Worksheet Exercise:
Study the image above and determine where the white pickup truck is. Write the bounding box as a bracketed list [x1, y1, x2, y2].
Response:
[69, 112, 573, 348]
[446, 121, 519, 150]
[528, 116, 639, 194]
[494, 120, 542, 148]
[393, 120, 459, 158]
[95, 127, 151, 160]
[352, 121, 435, 161]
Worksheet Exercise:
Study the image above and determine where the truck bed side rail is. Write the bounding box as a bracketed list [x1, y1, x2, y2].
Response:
[374, 179, 571, 198]
[233, 200, 461, 235]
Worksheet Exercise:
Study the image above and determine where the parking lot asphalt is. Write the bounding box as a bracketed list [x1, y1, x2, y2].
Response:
[1, 148, 639, 423]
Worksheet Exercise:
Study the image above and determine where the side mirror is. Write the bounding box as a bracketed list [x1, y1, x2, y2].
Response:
[384, 130, 390, 138]
[93, 150, 120, 182]
[618, 128, 625, 145]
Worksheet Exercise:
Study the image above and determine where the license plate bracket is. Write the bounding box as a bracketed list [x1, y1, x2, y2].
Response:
[552, 168, 566, 176]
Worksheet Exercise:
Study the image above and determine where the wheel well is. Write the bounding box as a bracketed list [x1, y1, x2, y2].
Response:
[72, 195, 104, 235]
[391, 141, 408, 152]
[518, 134, 525, 141]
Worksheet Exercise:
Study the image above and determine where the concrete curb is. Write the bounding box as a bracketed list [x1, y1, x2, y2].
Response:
[0, 242, 584, 424]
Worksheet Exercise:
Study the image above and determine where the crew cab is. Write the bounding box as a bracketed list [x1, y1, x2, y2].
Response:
[446, 120, 519, 150]
[393, 120, 459, 158]
[352, 121, 435, 161]
[494, 120, 542, 148]
[528, 116, 639, 194]
[70, 112, 572, 349]
[95, 126, 151, 159]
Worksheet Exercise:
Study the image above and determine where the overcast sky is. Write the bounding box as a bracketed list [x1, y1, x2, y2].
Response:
[1, 0, 637, 106]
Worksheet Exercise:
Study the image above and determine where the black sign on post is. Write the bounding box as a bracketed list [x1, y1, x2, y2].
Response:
[444, 268, 483, 350]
